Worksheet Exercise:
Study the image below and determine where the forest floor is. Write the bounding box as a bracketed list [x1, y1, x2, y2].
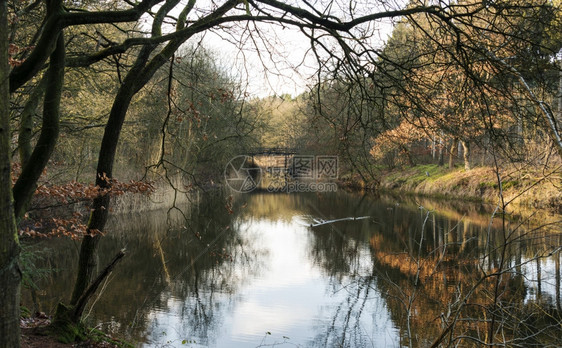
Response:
[21, 315, 127, 348]
[340, 164, 562, 214]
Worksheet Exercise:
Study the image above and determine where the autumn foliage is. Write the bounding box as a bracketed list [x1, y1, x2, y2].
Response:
[16, 167, 154, 240]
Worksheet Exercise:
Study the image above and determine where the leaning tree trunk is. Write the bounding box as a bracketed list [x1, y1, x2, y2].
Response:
[0, 1, 21, 346]
[68, 68, 142, 306]
[49, 47, 151, 342]
[54, 1, 239, 340]
[67, 0, 205, 310]
[63, 0, 185, 331]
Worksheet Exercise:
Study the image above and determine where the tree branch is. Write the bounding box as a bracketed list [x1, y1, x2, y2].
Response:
[71, 249, 126, 322]
[9, 0, 161, 92]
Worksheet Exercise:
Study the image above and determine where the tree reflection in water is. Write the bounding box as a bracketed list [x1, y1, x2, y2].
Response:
[22, 191, 561, 347]
[305, 193, 562, 347]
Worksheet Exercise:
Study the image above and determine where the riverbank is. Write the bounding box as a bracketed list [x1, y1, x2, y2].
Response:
[21, 325, 128, 348]
[20, 312, 132, 347]
[339, 164, 562, 213]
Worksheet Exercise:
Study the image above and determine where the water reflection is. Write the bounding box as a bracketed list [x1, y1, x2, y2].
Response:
[23, 191, 561, 347]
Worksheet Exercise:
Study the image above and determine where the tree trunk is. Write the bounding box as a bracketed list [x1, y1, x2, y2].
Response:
[69, 0, 217, 306]
[68, 0, 183, 311]
[481, 135, 487, 167]
[554, 252, 562, 312]
[12, 18, 65, 221]
[0, 0, 21, 345]
[517, 114, 524, 148]
[554, 57, 562, 158]
[448, 137, 458, 169]
[558, 58, 562, 126]
[438, 133, 444, 166]
[431, 135, 436, 161]
[60, 0, 239, 336]
[69, 73, 142, 305]
[401, 144, 415, 166]
[56, 49, 149, 340]
[461, 140, 470, 170]
[18, 77, 48, 166]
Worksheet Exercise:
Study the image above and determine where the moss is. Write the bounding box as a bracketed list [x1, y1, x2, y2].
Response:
[44, 303, 134, 346]
[47, 321, 86, 344]
[478, 182, 497, 189]
[477, 180, 518, 190]
[20, 305, 32, 318]
[452, 177, 469, 189]
[350, 164, 560, 214]
[47, 303, 86, 343]
[382, 164, 452, 190]
[502, 180, 519, 190]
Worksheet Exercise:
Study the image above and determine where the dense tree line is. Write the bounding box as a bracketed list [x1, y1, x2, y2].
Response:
[293, 0, 562, 179]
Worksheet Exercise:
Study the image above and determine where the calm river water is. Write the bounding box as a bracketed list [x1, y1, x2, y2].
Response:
[24, 190, 562, 347]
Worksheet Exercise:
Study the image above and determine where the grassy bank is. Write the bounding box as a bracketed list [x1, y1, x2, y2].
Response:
[341, 164, 561, 213]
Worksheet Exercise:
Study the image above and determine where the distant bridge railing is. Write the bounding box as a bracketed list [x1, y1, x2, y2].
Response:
[247, 147, 298, 156]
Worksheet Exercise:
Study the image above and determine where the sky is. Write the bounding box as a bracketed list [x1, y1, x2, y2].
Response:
[195, 3, 398, 98]
[142, 0, 400, 98]
[201, 23, 317, 98]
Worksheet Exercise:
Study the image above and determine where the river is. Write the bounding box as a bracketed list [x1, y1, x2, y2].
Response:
[23, 190, 562, 347]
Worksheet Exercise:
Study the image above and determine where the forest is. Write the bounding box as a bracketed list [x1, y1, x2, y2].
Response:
[1, 0, 561, 347]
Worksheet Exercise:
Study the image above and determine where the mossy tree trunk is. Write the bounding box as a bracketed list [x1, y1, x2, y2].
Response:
[1, 0, 65, 343]
[0, 0, 21, 346]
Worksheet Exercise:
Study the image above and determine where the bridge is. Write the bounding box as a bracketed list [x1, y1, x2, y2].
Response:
[247, 147, 298, 174]
[247, 147, 298, 156]
[228, 147, 337, 192]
